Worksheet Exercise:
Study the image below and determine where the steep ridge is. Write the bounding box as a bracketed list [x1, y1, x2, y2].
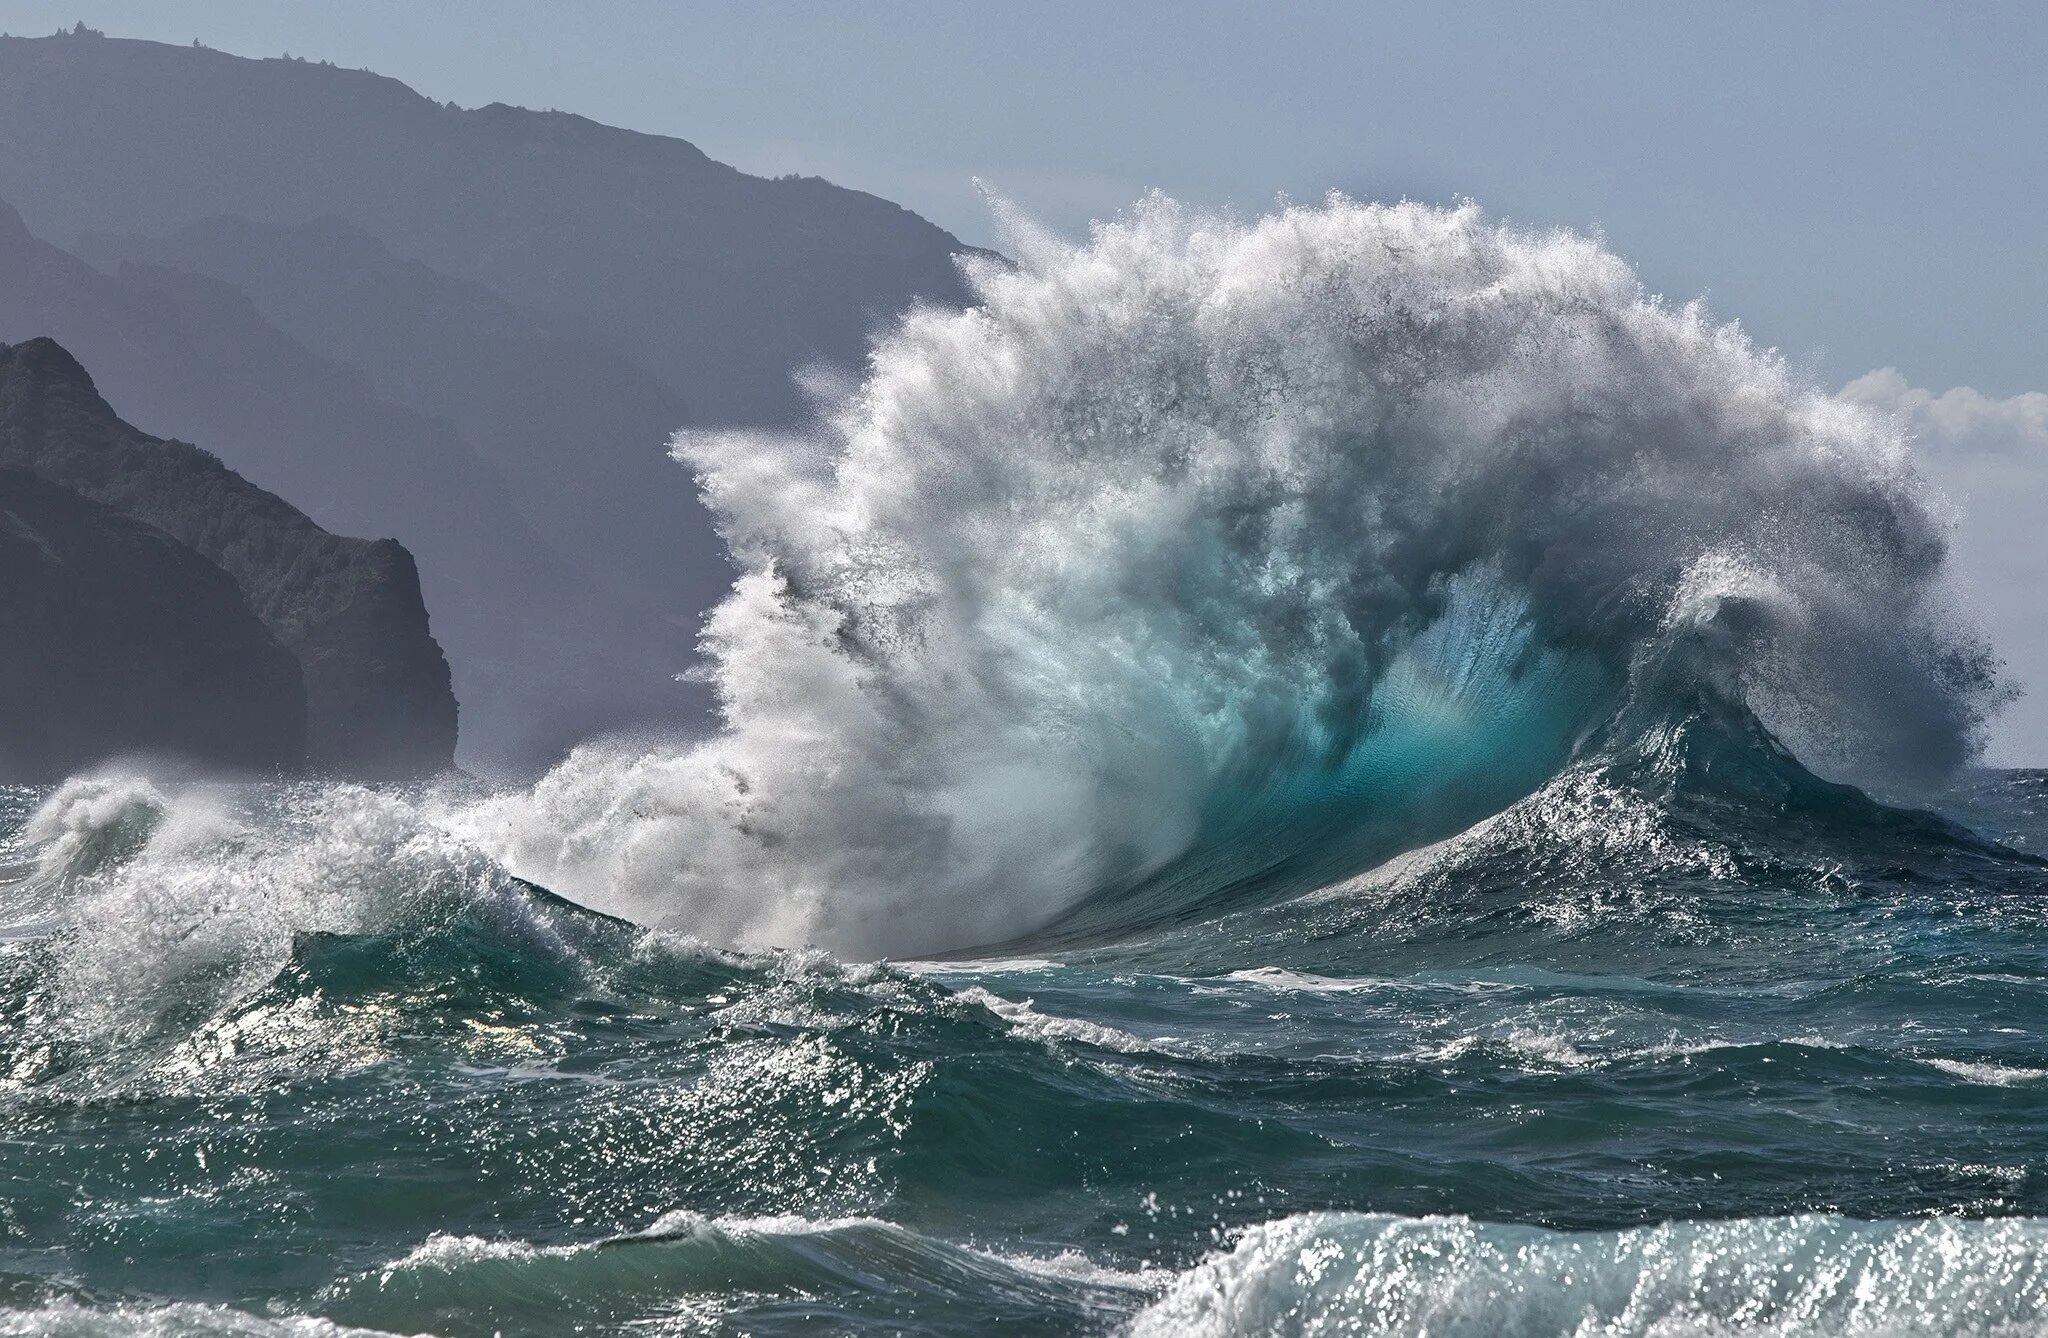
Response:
[0, 28, 979, 427]
[0, 198, 694, 769]
[0, 337, 455, 777]
[0, 465, 304, 781]
[0, 197, 532, 559]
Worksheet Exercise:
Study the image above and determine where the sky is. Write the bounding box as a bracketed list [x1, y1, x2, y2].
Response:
[7, 0, 2046, 758]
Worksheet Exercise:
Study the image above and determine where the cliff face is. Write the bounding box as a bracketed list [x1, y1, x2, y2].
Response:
[0, 196, 683, 770]
[0, 465, 305, 782]
[0, 338, 456, 778]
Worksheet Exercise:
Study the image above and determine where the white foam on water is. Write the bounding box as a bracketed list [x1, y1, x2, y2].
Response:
[1225, 967, 1388, 994]
[952, 984, 1197, 1057]
[1130, 1211, 2048, 1337]
[12, 775, 561, 1046]
[1921, 1056, 2048, 1087]
[0, 1301, 417, 1338]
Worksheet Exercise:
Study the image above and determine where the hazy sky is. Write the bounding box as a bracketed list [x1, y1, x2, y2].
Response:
[9, 1, 2043, 395]
[8, 1, 2047, 757]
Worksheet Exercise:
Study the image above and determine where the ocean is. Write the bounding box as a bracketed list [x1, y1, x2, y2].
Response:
[3, 195, 2041, 1335]
[5, 757, 2048, 1334]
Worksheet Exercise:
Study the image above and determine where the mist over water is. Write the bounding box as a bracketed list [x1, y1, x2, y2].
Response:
[468, 195, 1997, 957]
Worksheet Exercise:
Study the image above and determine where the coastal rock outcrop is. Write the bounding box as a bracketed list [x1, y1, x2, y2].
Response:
[0, 337, 456, 778]
[0, 464, 305, 781]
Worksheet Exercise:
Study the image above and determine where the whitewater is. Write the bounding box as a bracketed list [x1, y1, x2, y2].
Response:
[5, 195, 2048, 1336]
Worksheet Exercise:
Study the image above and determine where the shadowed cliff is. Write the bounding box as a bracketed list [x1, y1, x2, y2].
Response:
[0, 28, 987, 768]
[0, 198, 698, 769]
[0, 337, 456, 778]
[0, 464, 306, 782]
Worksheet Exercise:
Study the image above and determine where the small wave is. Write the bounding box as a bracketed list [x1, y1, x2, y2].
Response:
[1130, 1211, 2048, 1336]
[16, 773, 168, 883]
[895, 956, 1066, 976]
[1409, 1024, 1863, 1075]
[1496, 1028, 1599, 1069]
[1224, 967, 1386, 994]
[1920, 1056, 2048, 1087]
[0, 1301, 413, 1337]
[323, 1211, 1151, 1336]
[952, 985, 1196, 1057]
[0, 774, 651, 1079]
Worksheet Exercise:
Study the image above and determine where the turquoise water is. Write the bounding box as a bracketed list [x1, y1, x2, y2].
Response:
[6, 731, 2048, 1335]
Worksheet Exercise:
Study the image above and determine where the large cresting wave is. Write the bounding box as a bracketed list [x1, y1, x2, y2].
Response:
[464, 194, 2001, 957]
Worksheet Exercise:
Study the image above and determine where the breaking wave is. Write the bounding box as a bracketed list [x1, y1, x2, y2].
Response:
[317, 1211, 1154, 1337]
[458, 194, 1997, 956]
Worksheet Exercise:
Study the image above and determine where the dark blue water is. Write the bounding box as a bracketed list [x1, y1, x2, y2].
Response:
[5, 709, 2048, 1335]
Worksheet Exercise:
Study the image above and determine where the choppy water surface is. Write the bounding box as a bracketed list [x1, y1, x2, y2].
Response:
[5, 752, 2048, 1335]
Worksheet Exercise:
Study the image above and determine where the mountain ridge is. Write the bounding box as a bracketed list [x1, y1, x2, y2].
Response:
[0, 26, 990, 768]
[0, 28, 981, 425]
[76, 212, 719, 608]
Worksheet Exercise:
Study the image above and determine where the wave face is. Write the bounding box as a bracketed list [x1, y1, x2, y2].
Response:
[468, 196, 1995, 957]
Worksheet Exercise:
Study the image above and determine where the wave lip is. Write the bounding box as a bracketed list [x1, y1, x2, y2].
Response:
[1131, 1211, 2048, 1337]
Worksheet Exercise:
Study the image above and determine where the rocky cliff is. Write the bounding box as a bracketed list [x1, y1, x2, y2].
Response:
[0, 337, 456, 777]
[0, 197, 664, 769]
[0, 465, 305, 782]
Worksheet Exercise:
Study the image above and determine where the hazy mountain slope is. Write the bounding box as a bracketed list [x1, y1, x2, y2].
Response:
[0, 199, 522, 562]
[77, 214, 727, 616]
[0, 200, 699, 770]
[0, 28, 979, 427]
[0, 339, 452, 777]
[0, 464, 306, 782]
